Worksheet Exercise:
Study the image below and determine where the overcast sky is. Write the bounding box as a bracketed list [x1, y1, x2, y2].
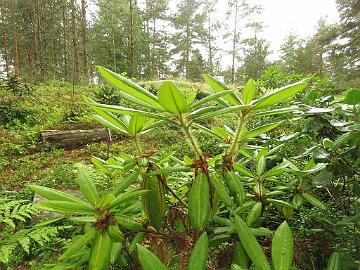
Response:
[230, 0, 340, 60]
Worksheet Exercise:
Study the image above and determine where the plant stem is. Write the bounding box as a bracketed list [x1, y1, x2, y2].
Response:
[180, 114, 204, 159]
[158, 175, 188, 208]
[135, 134, 143, 157]
[227, 112, 248, 160]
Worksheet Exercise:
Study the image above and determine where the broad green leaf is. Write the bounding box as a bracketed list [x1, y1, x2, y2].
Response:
[128, 116, 144, 135]
[234, 164, 254, 177]
[92, 115, 127, 135]
[246, 202, 262, 226]
[129, 232, 144, 253]
[28, 185, 87, 205]
[271, 221, 294, 270]
[146, 166, 191, 176]
[267, 198, 294, 209]
[136, 244, 168, 270]
[109, 189, 148, 209]
[242, 79, 256, 104]
[97, 66, 162, 110]
[40, 201, 94, 213]
[192, 123, 223, 139]
[256, 155, 266, 175]
[255, 106, 298, 116]
[240, 122, 281, 141]
[234, 215, 271, 270]
[327, 252, 341, 270]
[59, 229, 96, 260]
[91, 157, 111, 174]
[212, 126, 233, 139]
[234, 241, 249, 269]
[86, 98, 171, 122]
[252, 81, 307, 110]
[194, 104, 249, 120]
[88, 231, 113, 270]
[345, 89, 360, 105]
[115, 215, 142, 231]
[188, 173, 211, 230]
[187, 232, 209, 270]
[211, 174, 233, 207]
[191, 90, 235, 108]
[112, 172, 140, 196]
[302, 193, 326, 210]
[75, 164, 99, 205]
[202, 74, 241, 105]
[157, 81, 188, 114]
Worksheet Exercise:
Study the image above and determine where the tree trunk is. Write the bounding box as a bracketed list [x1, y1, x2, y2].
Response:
[62, 0, 68, 81]
[129, 0, 136, 78]
[231, 2, 238, 84]
[0, 0, 10, 77]
[207, 9, 213, 75]
[81, 0, 89, 83]
[185, 24, 191, 80]
[71, 0, 80, 83]
[12, 5, 21, 77]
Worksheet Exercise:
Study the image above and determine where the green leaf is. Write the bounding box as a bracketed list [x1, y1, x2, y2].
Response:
[252, 81, 307, 110]
[28, 185, 87, 205]
[40, 201, 94, 213]
[240, 122, 281, 141]
[327, 252, 341, 270]
[271, 221, 294, 270]
[187, 232, 209, 270]
[202, 74, 241, 105]
[129, 232, 144, 253]
[255, 106, 298, 116]
[188, 173, 211, 230]
[157, 81, 189, 114]
[109, 189, 148, 209]
[136, 244, 168, 270]
[97, 66, 162, 110]
[302, 193, 326, 210]
[246, 202, 262, 226]
[233, 164, 254, 177]
[75, 164, 99, 205]
[211, 174, 233, 207]
[112, 172, 140, 196]
[234, 215, 271, 270]
[128, 116, 144, 135]
[242, 79, 256, 104]
[59, 229, 96, 260]
[191, 90, 235, 108]
[88, 231, 113, 270]
[256, 155, 266, 175]
[345, 89, 360, 105]
[233, 241, 249, 269]
[194, 104, 249, 120]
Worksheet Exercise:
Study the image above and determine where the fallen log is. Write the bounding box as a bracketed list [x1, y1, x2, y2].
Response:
[41, 128, 111, 148]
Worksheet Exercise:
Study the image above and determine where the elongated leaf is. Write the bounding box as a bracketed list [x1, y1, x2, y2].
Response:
[40, 201, 94, 213]
[146, 166, 191, 176]
[129, 232, 144, 253]
[91, 157, 111, 174]
[97, 66, 162, 110]
[187, 233, 209, 270]
[234, 215, 271, 270]
[302, 193, 326, 210]
[267, 198, 294, 209]
[115, 215, 142, 231]
[188, 173, 211, 230]
[272, 221, 294, 270]
[191, 90, 235, 108]
[157, 81, 188, 114]
[109, 189, 148, 209]
[252, 81, 307, 110]
[88, 231, 113, 270]
[195, 104, 250, 120]
[137, 244, 168, 270]
[112, 172, 140, 196]
[233, 164, 254, 177]
[28, 185, 87, 205]
[192, 123, 223, 139]
[255, 107, 297, 116]
[246, 202, 262, 226]
[234, 241, 249, 269]
[86, 98, 170, 122]
[92, 115, 127, 135]
[128, 116, 144, 135]
[59, 229, 96, 260]
[242, 79, 256, 104]
[75, 164, 99, 205]
[202, 74, 241, 105]
[240, 122, 281, 141]
[211, 174, 233, 207]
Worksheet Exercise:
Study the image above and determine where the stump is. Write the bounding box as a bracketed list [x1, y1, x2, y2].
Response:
[41, 128, 111, 148]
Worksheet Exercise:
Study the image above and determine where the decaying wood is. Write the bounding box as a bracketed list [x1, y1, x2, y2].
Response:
[41, 128, 110, 148]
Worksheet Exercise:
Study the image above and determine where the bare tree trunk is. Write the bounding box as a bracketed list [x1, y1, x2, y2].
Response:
[319, 52, 324, 77]
[129, 0, 136, 78]
[185, 24, 191, 80]
[207, 9, 213, 75]
[71, 0, 80, 83]
[81, 0, 89, 82]
[231, 2, 238, 84]
[12, 5, 21, 76]
[0, 0, 10, 77]
[62, 0, 68, 81]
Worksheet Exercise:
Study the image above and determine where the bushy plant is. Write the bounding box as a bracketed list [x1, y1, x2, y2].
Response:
[29, 67, 359, 270]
